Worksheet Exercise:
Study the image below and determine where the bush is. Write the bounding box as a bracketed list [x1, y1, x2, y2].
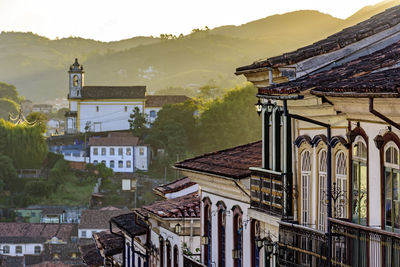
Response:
[25, 180, 52, 198]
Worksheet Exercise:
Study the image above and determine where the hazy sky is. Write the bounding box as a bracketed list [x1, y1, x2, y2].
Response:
[0, 0, 385, 42]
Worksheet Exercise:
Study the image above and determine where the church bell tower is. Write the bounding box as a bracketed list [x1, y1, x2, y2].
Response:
[68, 58, 84, 98]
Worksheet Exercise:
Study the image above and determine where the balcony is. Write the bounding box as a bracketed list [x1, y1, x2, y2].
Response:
[330, 218, 400, 267]
[249, 168, 284, 217]
[278, 220, 328, 267]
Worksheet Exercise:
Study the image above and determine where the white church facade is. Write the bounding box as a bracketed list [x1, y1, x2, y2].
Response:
[65, 59, 189, 134]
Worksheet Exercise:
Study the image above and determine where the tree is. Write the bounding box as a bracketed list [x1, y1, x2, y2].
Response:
[0, 154, 17, 190]
[0, 98, 18, 120]
[197, 83, 261, 153]
[146, 100, 197, 157]
[26, 112, 48, 133]
[0, 82, 21, 103]
[128, 107, 148, 138]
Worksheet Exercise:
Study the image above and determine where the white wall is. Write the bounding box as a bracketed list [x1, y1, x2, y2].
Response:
[144, 107, 161, 125]
[0, 243, 43, 256]
[78, 228, 105, 239]
[202, 191, 251, 267]
[165, 184, 199, 199]
[90, 146, 134, 173]
[79, 101, 144, 132]
[134, 146, 149, 171]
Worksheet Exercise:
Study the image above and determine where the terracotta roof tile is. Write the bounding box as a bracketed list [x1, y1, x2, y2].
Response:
[138, 193, 200, 219]
[175, 141, 262, 179]
[79, 209, 128, 229]
[93, 231, 124, 257]
[110, 213, 147, 236]
[88, 132, 140, 146]
[145, 95, 190, 107]
[81, 86, 146, 100]
[0, 223, 76, 243]
[79, 243, 103, 266]
[258, 40, 400, 96]
[237, 5, 400, 72]
[153, 177, 196, 196]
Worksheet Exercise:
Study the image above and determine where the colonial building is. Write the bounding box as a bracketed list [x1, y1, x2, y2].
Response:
[65, 58, 189, 134]
[236, 4, 400, 267]
[175, 141, 268, 267]
[88, 132, 149, 172]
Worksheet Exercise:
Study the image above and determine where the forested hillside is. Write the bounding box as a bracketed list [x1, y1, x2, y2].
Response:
[0, 0, 398, 101]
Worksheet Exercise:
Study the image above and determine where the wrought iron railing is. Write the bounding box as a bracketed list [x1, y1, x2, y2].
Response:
[250, 168, 283, 217]
[330, 218, 400, 267]
[278, 220, 328, 267]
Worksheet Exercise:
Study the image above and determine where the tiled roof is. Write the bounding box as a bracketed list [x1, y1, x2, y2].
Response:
[93, 231, 124, 257]
[145, 95, 190, 107]
[236, 5, 400, 72]
[258, 40, 400, 96]
[153, 177, 196, 196]
[79, 243, 103, 266]
[88, 132, 139, 147]
[27, 262, 80, 267]
[81, 86, 146, 100]
[110, 213, 147, 236]
[41, 243, 81, 265]
[41, 207, 65, 215]
[0, 256, 24, 267]
[0, 223, 76, 244]
[175, 141, 262, 179]
[79, 209, 128, 229]
[137, 193, 200, 219]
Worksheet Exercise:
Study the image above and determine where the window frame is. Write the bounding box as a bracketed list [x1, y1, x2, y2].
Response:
[93, 148, 98, 155]
[300, 149, 312, 226]
[335, 149, 348, 219]
[34, 246, 41, 254]
[15, 245, 22, 254]
[317, 149, 327, 232]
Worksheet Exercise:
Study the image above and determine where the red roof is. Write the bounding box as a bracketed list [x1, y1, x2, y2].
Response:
[137, 193, 200, 219]
[145, 95, 190, 107]
[153, 177, 196, 196]
[88, 132, 139, 146]
[175, 141, 262, 179]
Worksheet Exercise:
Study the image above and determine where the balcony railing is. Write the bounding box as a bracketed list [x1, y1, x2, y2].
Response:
[250, 168, 283, 217]
[330, 218, 400, 267]
[278, 220, 328, 267]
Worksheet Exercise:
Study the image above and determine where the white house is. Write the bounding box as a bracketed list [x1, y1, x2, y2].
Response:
[175, 141, 272, 267]
[88, 132, 149, 172]
[65, 58, 189, 134]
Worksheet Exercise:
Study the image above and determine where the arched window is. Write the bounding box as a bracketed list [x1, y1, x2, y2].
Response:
[217, 202, 226, 267]
[336, 151, 348, 218]
[384, 142, 400, 232]
[73, 75, 79, 87]
[166, 240, 171, 267]
[159, 237, 164, 267]
[301, 150, 312, 225]
[150, 110, 157, 118]
[203, 198, 212, 266]
[173, 245, 179, 267]
[232, 206, 243, 267]
[251, 220, 260, 267]
[352, 137, 368, 225]
[318, 150, 327, 231]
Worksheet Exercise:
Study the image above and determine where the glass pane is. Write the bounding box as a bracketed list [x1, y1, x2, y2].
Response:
[386, 148, 392, 164]
[395, 148, 399, 165]
[352, 162, 359, 223]
[395, 171, 400, 230]
[360, 164, 368, 225]
[353, 143, 358, 157]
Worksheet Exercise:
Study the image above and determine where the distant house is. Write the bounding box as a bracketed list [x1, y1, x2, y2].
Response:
[32, 104, 52, 114]
[40, 207, 65, 224]
[88, 132, 149, 172]
[153, 176, 198, 199]
[0, 223, 78, 266]
[64, 58, 189, 134]
[78, 208, 128, 239]
[144, 95, 190, 125]
[15, 208, 42, 223]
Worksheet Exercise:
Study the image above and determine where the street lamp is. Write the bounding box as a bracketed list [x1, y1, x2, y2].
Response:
[175, 223, 182, 234]
[255, 99, 263, 116]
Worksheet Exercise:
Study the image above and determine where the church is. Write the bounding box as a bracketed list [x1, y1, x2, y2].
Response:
[65, 58, 189, 134]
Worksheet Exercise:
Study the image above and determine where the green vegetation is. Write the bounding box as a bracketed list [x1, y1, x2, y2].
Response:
[0, 119, 47, 169]
[0, 1, 397, 102]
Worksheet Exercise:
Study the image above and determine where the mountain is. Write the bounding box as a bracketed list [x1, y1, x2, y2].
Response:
[0, 0, 398, 102]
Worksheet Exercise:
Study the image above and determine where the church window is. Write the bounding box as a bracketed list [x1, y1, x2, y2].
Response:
[93, 160, 98, 165]
[73, 75, 79, 87]
[150, 110, 157, 118]
[140, 148, 145, 156]
[96, 106, 99, 112]
[101, 160, 106, 165]
[93, 148, 98, 155]
[126, 148, 131, 155]
[110, 148, 115, 155]
[118, 148, 123, 155]
[118, 161, 123, 168]
[110, 160, 115, 168]
[101, 148, 106, 155]
[126, 160, 131, 168]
